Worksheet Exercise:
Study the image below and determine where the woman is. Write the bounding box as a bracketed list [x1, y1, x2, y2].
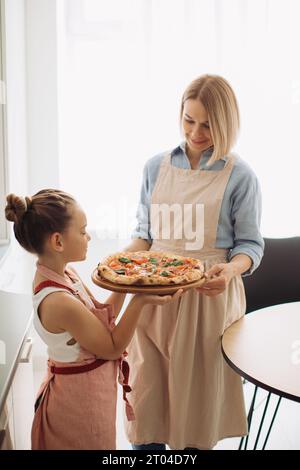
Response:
[124, 74, 264, 450]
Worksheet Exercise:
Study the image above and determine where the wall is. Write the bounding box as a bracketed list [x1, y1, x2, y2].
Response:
[26, 0, 60, 193]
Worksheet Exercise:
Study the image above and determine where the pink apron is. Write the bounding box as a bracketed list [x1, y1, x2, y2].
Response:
[31, 265, 134, 450]
[125, 152, 248, 449]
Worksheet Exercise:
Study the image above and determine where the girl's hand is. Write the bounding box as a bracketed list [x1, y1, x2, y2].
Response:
[134, 288, 185, 306]
[197, 263, 237, 297]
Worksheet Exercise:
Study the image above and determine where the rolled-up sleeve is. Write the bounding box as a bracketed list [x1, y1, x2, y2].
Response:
[131, 163, 152, 241]
[229, 171, 264, 276]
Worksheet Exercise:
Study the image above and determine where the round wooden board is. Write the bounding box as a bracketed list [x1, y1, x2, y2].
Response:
[91, 268, 207, 294]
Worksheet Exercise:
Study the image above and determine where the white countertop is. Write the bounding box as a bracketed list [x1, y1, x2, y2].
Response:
[0, 241, 35, 294]
[0, 241, 34, 413]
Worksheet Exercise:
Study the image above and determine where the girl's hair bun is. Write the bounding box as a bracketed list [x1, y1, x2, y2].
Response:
[5, 193, 28, 224]
[4, 188, 75, 255]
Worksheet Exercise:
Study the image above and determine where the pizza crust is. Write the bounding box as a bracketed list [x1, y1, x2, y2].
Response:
[98, 251, 205, 286]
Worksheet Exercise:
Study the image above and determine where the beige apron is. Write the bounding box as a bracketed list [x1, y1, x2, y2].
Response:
[125, 153, 248, 449]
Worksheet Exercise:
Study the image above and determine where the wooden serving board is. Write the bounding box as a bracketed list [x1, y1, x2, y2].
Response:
[91, 268, 207, 295]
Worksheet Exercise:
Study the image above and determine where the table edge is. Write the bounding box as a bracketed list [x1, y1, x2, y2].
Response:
[221, 342, 300, 403]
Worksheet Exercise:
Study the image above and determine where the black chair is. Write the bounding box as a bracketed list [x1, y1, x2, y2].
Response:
[239, 236, 300, 449]
[243, 237, 300, 314]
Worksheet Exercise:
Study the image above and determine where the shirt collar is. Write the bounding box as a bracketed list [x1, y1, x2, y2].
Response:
[172, 141, 228, 168]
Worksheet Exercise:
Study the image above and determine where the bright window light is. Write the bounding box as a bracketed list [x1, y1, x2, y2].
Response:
[58, 0, 300, 239]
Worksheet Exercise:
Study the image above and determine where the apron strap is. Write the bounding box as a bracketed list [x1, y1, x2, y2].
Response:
[34, 280, 76, 295]
[161, 151, 172, 165]
[34, 272, 88, 306]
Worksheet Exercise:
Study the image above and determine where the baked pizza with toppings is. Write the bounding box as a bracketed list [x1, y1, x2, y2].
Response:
[97, 251, 205, 286]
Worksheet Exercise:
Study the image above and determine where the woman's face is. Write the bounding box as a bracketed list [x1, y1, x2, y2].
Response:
[182, 99, 213, 157]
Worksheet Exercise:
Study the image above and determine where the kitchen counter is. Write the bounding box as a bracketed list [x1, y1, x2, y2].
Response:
[0, 241, 35, 414]
[0, 291, 33, 414]
[0, 241, 35, 294]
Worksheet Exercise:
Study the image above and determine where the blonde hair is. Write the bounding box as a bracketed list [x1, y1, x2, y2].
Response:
[180, 74, 240, 165]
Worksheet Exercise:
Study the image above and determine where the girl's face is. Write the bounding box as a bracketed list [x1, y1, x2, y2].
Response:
[61, 205, 91, 262]
[182, 99, 213, 158]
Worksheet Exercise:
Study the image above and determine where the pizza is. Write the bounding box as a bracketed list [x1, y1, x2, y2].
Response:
[97, 251, 205, 286]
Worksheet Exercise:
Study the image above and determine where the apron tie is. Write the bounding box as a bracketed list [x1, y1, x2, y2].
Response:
[48, 358, 108, 375]
[118, 352, 135, 421]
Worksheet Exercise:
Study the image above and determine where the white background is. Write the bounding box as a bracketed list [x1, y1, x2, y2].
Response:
[58, 0, 300, 239]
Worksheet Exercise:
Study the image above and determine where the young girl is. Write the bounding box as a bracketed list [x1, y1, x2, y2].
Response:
[5, 189, 183, 450]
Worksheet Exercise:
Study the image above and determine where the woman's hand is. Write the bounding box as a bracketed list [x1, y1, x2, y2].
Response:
[133, 288, 185, 307]
[197, 263, 237, 297]
[105, 292, 127, 319]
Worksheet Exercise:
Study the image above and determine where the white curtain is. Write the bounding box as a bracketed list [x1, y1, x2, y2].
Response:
[58, 0, 300, 238]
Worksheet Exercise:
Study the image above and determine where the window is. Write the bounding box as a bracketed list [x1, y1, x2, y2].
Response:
[59, 0, 300, 238]
[0, 0, 9, 245]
